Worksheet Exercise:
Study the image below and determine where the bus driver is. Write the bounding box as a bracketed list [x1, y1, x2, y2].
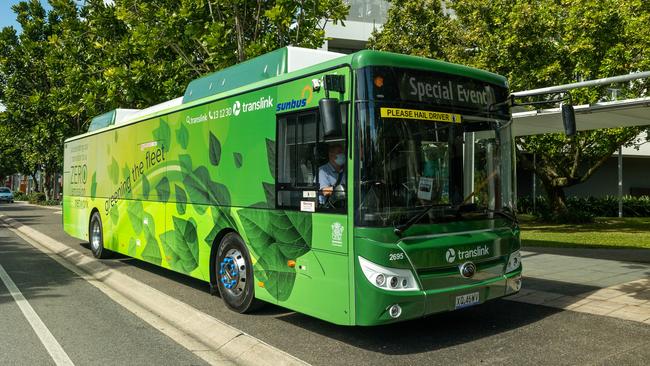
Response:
[318, 143, 346, 205]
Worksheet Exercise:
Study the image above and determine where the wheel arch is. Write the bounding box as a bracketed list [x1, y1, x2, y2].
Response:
[88, 207, 100, 238]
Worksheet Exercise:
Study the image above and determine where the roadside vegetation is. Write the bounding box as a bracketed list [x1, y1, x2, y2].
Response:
[0, 0, 349, 199]
[517, 195, 650, 223]
[370, 0, 650, 222]
[11, 191, 60, 206]
[519, 214, 650, 249]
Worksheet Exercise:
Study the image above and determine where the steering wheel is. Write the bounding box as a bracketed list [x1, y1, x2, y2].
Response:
[321, 185, 346, 208]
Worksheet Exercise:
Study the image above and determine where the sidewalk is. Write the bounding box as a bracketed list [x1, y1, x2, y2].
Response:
[507, 249, 650, 324]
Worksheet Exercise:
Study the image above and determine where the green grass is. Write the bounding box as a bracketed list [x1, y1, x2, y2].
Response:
[519, 215, 650, 249]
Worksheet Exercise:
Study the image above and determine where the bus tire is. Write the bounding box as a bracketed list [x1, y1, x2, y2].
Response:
[215, 232, 263, 313]
[89, 212, 110, 259]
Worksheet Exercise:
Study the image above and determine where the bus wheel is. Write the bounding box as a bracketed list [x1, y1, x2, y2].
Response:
[89, 212, 110, 259]
[215, 233, 262, 313]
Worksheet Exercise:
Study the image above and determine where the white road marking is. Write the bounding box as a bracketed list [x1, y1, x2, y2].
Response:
[54, 211, 62, 215]
[0, 265, 75, 366]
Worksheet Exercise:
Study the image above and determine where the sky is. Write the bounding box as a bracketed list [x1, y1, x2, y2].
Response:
[0, 0, 52, 32]
[0, 1, 112, 32]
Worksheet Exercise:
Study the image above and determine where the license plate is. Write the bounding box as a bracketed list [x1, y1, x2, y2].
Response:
[455, 292, 480, 309]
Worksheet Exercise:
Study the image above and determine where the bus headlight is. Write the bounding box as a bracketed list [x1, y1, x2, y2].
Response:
[506, 250, 522, 273]
[358, 256, 419, 291]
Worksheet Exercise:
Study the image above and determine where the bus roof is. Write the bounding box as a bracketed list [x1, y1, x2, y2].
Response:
[71, 48, 507, 142]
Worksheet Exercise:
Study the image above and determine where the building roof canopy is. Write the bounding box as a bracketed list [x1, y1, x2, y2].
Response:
[512, 97, 650, 137]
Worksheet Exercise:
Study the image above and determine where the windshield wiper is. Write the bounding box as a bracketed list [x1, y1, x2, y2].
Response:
[394, 203, 477, 236]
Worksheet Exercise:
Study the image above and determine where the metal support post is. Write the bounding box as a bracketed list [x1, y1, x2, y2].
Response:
[618, 147, 623, 218]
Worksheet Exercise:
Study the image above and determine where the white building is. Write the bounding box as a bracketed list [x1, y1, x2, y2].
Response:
[323, 0, 389, 53]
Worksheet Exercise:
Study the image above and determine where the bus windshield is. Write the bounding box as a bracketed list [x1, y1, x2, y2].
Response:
[355, 67, 514, 227]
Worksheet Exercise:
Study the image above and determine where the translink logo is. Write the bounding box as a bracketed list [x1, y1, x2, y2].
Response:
[445, 245, 490, 263]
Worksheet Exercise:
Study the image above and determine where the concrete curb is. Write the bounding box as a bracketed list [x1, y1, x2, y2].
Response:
[0, 214, 309, 366]
[14, 201, 62, 210]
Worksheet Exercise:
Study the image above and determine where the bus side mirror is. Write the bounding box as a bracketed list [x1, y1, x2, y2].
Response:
[320, 98, 342, 138]
[561, 103, 576, 136]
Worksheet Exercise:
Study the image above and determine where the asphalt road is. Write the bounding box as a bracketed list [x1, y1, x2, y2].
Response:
[2, 202, 650, 365]
[0, 216, 208, 365]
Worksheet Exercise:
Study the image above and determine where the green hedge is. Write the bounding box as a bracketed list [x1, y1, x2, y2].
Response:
[12, 191, 27, 200]
[518, 195, 650, 219]
[27, 192, 46, 204]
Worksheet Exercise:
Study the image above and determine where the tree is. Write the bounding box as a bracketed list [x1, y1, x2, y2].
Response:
[367, 0, 457, 60]
[107, 0, 349, 104]
[0, 0, 349, 199]
[370, 0, 650, 217]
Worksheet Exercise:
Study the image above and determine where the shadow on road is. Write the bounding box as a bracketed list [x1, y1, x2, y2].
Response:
[274, 299, 560, 355]
[79, 238, 565, 356]
[0, 233, 77, 306]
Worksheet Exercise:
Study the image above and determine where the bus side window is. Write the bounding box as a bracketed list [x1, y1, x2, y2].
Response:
[276, 111, 319, 210]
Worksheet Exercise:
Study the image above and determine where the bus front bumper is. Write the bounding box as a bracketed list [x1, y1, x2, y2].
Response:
[355, 270, 522, 326]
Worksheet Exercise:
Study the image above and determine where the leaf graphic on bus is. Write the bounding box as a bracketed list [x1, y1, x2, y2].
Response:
[111, 234, 119, 250]
[233, 152, 243, 168]
[237, 209, 275, 255]
[159, 216, 199, 273]
[176, 123, 189, 149]
[109, 157, 119, 185]
[175, 185, 187, 215]
[204, 206, 234, 247]
[266, 138, 276, 179]
[90, 172, 97, 197]
[271, 212, 311, 259]
[269, 212, 306, 246]
[153, 118, 171, 149]
[193, 203, 207, 215]
[156, 177, 170, 202]
[142, 174, 150, 199]
[285, 211, 312, 245]
[127, 200, 143, 234]
[275, 270, 297, 301]
[178, 154, 192, 174]
[184, 166, 231, 207]
[207, 180, 230, 207]
[209, 132, 221, 166]
[109, 205, 119, 225]
[128, 237, 138, 257]
[140, 212, 161, 265]
[183, 173, 209, 203]
[252, 244, 295, 302]
[263, 182, 275, 207]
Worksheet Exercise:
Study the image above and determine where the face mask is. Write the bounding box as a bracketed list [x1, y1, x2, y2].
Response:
[335, 153, 345, 166]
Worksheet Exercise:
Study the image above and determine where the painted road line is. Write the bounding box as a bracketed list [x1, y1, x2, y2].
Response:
[0, 215, 309, 366]
[0, 265, 75, 366]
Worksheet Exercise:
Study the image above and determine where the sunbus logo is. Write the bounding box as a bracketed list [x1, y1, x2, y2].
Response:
[276, 85, 313, 112]
[276, 98, 306, 112]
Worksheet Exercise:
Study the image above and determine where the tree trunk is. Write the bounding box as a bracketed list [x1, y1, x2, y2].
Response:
[30, 172, 39, 192]
[233, 5, 245, 62]
[44, 172, 51, 201]
[543, 182, 568, 215]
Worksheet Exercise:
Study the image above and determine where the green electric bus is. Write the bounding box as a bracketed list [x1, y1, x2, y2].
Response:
[63, 47, 522, 326]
